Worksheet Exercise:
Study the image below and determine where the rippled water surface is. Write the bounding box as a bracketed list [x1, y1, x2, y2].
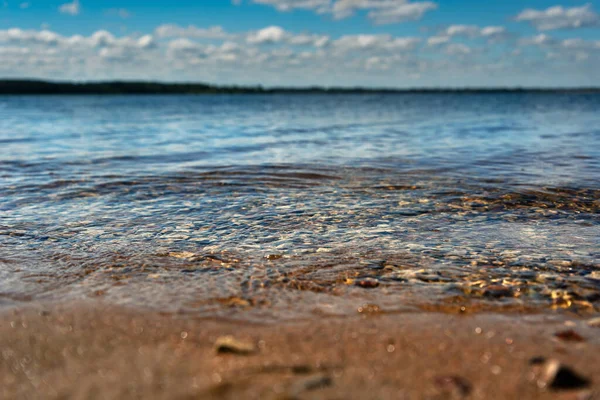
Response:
[1, 94, 599, 320]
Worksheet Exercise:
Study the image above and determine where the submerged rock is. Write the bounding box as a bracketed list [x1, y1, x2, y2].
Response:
[355, 278, 380, 289]
[483, 285, 514, 298]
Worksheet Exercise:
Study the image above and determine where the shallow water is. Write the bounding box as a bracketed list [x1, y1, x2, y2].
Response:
[1, 94, 599, 321]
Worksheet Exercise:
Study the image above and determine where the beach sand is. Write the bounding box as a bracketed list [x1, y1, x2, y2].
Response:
[0, 302, 598, 399]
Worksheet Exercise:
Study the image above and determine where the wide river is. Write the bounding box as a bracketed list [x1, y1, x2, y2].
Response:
[1, 94, 599, 321]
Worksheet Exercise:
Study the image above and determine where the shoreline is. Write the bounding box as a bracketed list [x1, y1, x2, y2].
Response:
[1, 301, 598, 399]
[1, 80, 600, 95]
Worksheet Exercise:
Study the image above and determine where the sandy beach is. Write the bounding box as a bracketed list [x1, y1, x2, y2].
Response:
[2, 80, 599, 400]
[1, 302, 598, 399]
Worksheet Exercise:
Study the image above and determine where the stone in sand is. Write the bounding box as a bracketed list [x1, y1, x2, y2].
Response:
[214, 335, 256, 355]
[554, 329, 585, 342]
[530, 357, 591, 390]
[288, 373, 332, 397]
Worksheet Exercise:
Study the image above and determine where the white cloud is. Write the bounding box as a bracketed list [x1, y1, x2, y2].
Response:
[515, 4, 599, 31]
[520, 33, 600, 52]
[445, 43, 471, 55]
[426, 25, 507, 47]
[366, 2, 438, 25]
[247, 0, 438, 24]
[247, 26, 287, 44]
[0, 28, 156, 50]
[168, 38, 203, 51]
[287, 33, 330, 47]
[517, 32, 600, 67]
[59, 0, 80, 16]
[332, 34, 420, 52]
[246, 26, 330, 46]
[155, 25, 234, 40]
[444, 25, 479, 37]
[0, 28, 61, 45]
[441, 25, 507, 39]
[167, 38, 207, 61]
[331, 0, 437, 24]
[0, 47, 32, 55]
[519, 33, 556, 46]
[253, 0, 330, 12]
[480, 26, 506, 37]
[560, 38, 600, 50]
[427, 36, 449, 46]
[137, 35, 156, 49]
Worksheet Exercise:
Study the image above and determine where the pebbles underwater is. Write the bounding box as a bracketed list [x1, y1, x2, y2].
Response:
[1, 166, 598, 320]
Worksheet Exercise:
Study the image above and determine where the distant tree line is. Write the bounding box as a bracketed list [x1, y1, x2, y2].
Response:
[0, 80, 599, 95]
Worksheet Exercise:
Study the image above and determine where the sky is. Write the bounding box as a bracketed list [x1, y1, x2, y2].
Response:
[0, 0, 599, 87]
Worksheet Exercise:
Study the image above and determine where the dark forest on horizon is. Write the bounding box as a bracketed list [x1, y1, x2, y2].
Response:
[1, 80, 600, 95]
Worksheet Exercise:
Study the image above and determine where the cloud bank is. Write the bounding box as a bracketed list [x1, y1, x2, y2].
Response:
[1, 10, 599, 87]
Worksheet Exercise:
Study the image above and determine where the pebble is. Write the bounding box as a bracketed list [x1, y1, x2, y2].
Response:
[214, 336, 256, 355]
[289, 374, 332, 396]
[168, 251, 195, 259]
[529, 357, 590, 390]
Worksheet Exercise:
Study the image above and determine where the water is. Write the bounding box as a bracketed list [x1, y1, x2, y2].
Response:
[1, 94, 599, 321]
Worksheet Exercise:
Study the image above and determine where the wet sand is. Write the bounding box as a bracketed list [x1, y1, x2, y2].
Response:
[1, 302, 598, 399]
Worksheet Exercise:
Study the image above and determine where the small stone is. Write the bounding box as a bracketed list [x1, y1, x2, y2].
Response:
[289, 374, 332, 396]
[266, 254, 283, 260]
[530, 357, 591, 390]
[355, 278, 379, 289]
[214, 336, 256, 355]
[168, 251, 195, 259]
[554, 329, 585, 342]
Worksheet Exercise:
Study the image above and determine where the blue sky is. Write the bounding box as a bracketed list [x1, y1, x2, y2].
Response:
[1, 0, 599, 86]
